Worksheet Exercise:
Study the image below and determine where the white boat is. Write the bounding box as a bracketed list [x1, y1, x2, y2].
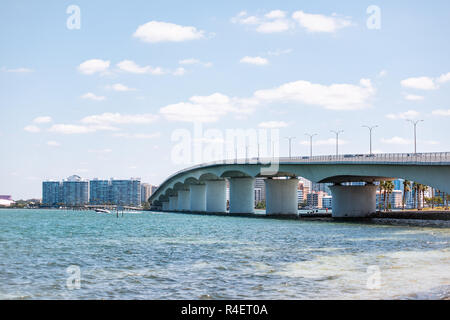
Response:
[94, 208, 111, 214]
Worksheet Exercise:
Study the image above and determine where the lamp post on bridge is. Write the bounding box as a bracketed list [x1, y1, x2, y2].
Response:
[305, 133, 318, 157]
[330, 130, 344, 156]
[406, 119, 424, 154]
[362, 125, 378, 155]
[285, 136, 296, 159]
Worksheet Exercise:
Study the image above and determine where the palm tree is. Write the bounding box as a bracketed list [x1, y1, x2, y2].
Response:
[402, 180, 411, 210]
[384, 181, 394, 211]
[412, 182, 418, 209]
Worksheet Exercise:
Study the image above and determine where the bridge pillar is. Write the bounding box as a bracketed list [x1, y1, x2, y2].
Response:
[189, 184, 206, 212]
[177, 190, 190, 211]
[205, 180, 227, 213]
[330, 184, 377, 218]
[265, 178, 299, 216]
[162, 201, 169, 211]
[169, 196, 178, 211]
[229, 177, 255, 214]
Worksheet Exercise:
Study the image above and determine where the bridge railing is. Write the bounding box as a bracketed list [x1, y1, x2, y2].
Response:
[151, 152, 450, 198]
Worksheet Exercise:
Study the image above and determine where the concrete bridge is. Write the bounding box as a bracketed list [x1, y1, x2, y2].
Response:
[149, 152, 450, 218]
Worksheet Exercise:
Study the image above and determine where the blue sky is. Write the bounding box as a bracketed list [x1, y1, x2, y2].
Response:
[1, 0, 449, 199]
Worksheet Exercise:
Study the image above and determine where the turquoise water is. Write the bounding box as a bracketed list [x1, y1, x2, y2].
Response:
[0, 209, 449, 299]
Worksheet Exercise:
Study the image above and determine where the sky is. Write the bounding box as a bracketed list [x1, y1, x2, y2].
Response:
[1, 0, 449, 199]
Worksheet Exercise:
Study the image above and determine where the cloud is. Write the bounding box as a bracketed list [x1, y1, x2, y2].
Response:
[46, 141, 61, 147]
[24, 125, 41, 133]
[179, 58, 212, 67]
[232, 10, 293, 33]
[133, 21, 205, 43]
[267, 49, 292, 56]
[117, 60, 165, 75]
[292, 11, 352, 33]
[265, 10, 286, 19]
[2, 67, 33, 73]
[173, 67, 186, 76]
[48, 124, 118, 135]
[437, 72, 450, 84]
[381, 136, 411, 145]
[81, 92, 106, 101]
[432, 109, 450, 116]
[240, 56, 269, 66]
[403, 94, 424, 101]
[253, 78, 375, 110]
[78, 59, 110, 75]
[33, 116, 52, 124]
[160, 93, 238, 122]
[377, 70, 388, 78]
[81, 112, 159, 125]
[386, 110, 420, 120]
[113, 132, 161, 139]
[110, 83, 136, 92]
[400, 77, 437, 90]
[258, 121, 289, 129]
[256, 20, 291, 33]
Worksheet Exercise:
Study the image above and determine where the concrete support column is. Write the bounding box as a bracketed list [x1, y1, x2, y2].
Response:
[169, 196, 178, 211]
[265, 178, 299, 216]
[162, 201, 169, 211]
[189, 184, 206, 212]
[177, 190, 190, 211]
[229, 177, 255, 214]
[330, 184, 377, 218]
[205, 180, 227, 213]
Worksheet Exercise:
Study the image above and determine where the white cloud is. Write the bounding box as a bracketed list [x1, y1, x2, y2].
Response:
[33, 116, 52, 124]
[133, 21, 205, 43]
[386, 110, 420, 120]
[377, 70, 388, 78]
[24, 125, 41, 133]
[258, 121, 289, 129]
[81, 112, 159, 125]
[81, 92, 106, 101]
[400, 77, 437, 90]
[256, 20, 291, 33]
[117, 60, 165, 75]
[2, 67, 33, 73]
[432, 109, 450, 116]
[113, 132, 161, 139]
[179, 58, 212, 67]
[403, 94, 424, 101]
[48, 124, 118, 135]
[381, 136, 411, 145]
[437, 72, 450, 84]
[46, 141, 60, 147]
[267, 49, 292, 56]
[232, 11, 293, 33]
[253, 78, 375, 110]
[173, 67, 186, 76]
[265, 10, 286, 19]
[78, 59, 110, 75]
[110, 83, 136, 92]
[240, 56, 269, 66]
[160, 93, 237, 122]
[292, 11, 352, 33]
[88, 148, 112, 154]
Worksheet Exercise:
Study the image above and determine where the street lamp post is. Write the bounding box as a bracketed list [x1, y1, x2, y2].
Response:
[362, 125, 378, 155]
[406, 119, 424, 154]
[305, 133, 318, 157]
[285, 136, 296, 159]
[330, 130, 344, 156]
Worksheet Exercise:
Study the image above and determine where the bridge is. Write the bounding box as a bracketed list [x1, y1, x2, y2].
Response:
[149, 152, 450, 218]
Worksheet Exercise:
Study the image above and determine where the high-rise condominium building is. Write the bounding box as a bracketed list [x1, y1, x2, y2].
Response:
[141, 183, 152, 203]
[90, 179, 111, 205]
[42, 181, 62, 206]
[110, 178, 141, 206]
[62, 175, 89, 206]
